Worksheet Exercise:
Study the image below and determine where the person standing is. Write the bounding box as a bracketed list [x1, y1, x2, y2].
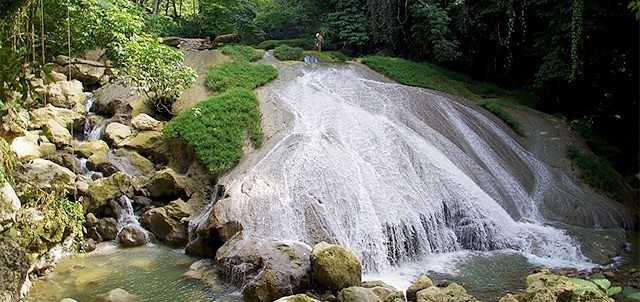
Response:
[315, 32, 324, 51]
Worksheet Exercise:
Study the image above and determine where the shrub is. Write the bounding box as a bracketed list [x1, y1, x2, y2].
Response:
[257, 39, 313, 50]
[163, 88, 263, 174]
[331, 51, 349, 62]
[565, 145, 625, 201]
[205, 62, 278, 94]
[221, 45, 264, 62]
[480, 101, 525, 136]
[273, 44, 304, 61]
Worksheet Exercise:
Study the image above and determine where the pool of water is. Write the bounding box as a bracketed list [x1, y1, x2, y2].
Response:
[27, 243, 242, 302]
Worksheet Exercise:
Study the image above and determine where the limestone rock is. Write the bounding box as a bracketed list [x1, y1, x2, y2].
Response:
[131, 114, 164, 131]
[46, 82, 69, 108]
[1, 109, 29, 137]
[92, 81, 136, 116]
[10, 137, 41, 160]
[363, 281, 404, 301]
[311, 242, 362, 292]
[499, 269, 611, 302]
[112, 149, 155, 176]
[15, 158, 76, 191]
[84, 172, 130, 213]
[56, 56, 106, 85]
[104, 123, 133, 146]
[117, 226, 147, 247]
[59, 80, 86, 105]
[75, 140, 109, 158]
[144, 168, 183, 199]
[337, 286, 382, 302]
[30, 104, 84, 129]
[215, 235, 312, 302]
[274, 294, 322, 302]
[96, 217, 118, 241]
[140, 199, 189, 247]
[38, 142, 57, 156]
[416, 283, 479, 302]
[44, 120, 72, 147]
[183, 259, 226, 291]
[96, 288, 142, 302]
[186, 197, 242, 257]
[50, 71, 67, 82]
[121, 131, 164, 159]
[44, 152, 79, 174]
[407, 275, 434, 302]
[0, 237, 29, 302]
[0, 182, 20, 224]
[87, 151, 117, 177]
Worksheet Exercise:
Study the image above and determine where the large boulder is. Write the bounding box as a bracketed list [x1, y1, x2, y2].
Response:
[274, 294, 322, 302]
[117, 226, 147, 247]
[15, 158, 76, 191]
[1, 109, 30, 138]
[92, 81, 136, 116]
[47, 80, 85, 109]
[84, 172, 130, 213]
[416, 283, 479, 302]
[0, 237, 29, 302]
[131, 114, 164, 132]
[10, 137, 41, 160]
[95, 217, 118, 241]
[407, 275, 434, 302]
[87, 151, 118, 177]
[75, 140, 109, 158]
[140, 199, 189, 247]
[337, 282, 404, 302]
[45, 82, 69, 108]
[311, 242, 362, 292]
[0, 182, 20, 224]
[95, 288, 141, 302]
[30, 104, 84, 129]
[56, 56, 106, 86]
[112, 149, 155, 176]
[104, 123, 133, 147]
[498, 269, 611, 302]
[144, 168, 183, 199]
[215, 235, 312, 302]
[186, 197, 242, 257]
[43, 120, 72, 147]
[183, 259, 227, 290]
[44, 152, 79, 174]
[121, 131, 165, 160]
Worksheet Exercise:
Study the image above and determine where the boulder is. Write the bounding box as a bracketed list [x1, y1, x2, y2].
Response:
[104, 123, 133, 146]
[92, 82, 136, 116]
[58, 80, 86, 106]
[30, 104, 84, 129]
[131, 114, 164, 132]
[75, 140, 109, 158]
[140, 199, 189, 247]
[498, 269, 611, 302]
[38, 142, 57, 156]
[144, 168, 183, 199]
[56, 56, 106, 85]
[87, 151, 117, 177]
[362, 281, 404, 301]
[416, 283, 479, 302]
[1, 109, 30, 137]
[43, 120, 72, 147]
[274, 294, 322, 302]
[311, 242, 362, 292]
[183, 259, 226, 291]
[50, 71, 67, 82]
[96, 217, 118, 241]
[46, 82, 69, 108]
[0, 237, 29, 302]
[15, 158, 76, 191]
[337, 287, 383, 302]
[121, 131, 164, 159]
[117, 226, 147, 247]
[10, 137, 41, 160]
[84, 172, 130, 213]
[186, 197, 242, 257]
[0, 182, 20, 224]
[112, 149, 155, 176]
[407, 275, 434, 302]
[44, 152, 79, 174]
[96, 288, 141, 302]
[215, 235, 312, 302]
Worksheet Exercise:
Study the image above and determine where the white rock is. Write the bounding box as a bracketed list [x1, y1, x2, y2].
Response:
[131, 114, 164, 131]
[44, 120, 72, 147]
[0, 182, 20, 223]
[30, 104, 84, 129]
[10, 137, 41, 160]
[16, 158, 76, 191]
[104, 123, 133, 146]
[50, 71, 68, 82]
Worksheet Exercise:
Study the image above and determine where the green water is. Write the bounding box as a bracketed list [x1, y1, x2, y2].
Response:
[27, 244, 242, 302]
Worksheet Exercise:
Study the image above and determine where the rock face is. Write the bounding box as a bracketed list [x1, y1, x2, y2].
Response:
[407, 275, 434, 302]
[310, 242, 362, 292]
[215, 235, 312, 302]
[117, 226, 147, 247]
[140, 199, 189, 247]
[95, 288, 141, 302]
[84, 172, 130, 213]
[498, 269, 611, 302]
[416, 283, 479, 302]
[15, 158, 76, 191]
[0, 237, 29, 302]
[0, 182, 20, 224]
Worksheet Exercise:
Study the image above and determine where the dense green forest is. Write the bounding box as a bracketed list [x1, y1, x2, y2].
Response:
[1, 0, 638, 181]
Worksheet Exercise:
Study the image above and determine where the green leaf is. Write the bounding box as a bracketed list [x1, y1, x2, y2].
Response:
[592, 277, 611, 290]
[569, 278, 599, 291]
[607, 286, 622, 297]
[624, 285, 640, 300]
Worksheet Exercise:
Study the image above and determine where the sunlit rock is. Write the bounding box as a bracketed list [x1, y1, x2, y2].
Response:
[311, 242, 362, 292]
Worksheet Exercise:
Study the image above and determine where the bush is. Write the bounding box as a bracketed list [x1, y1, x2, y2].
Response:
[221, 45, 264, 62]
[479, 101, 525, 136]
[565, 145, 625, 201]
[257, 39, 313, 50]
[205, 62, 278, 94]
[163, 88, 263, 174]
[273, 44, 304, 61]
[331, 51, 349, 62]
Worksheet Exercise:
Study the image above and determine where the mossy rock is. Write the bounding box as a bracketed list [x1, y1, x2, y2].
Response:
[310, 242, 362, 292]
[84, 172, 130, 213]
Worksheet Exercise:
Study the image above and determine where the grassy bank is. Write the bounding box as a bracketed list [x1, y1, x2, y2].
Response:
[220, 45, 264, 62]
[565, 145, 626, 202]
[205, 61, 277, 94]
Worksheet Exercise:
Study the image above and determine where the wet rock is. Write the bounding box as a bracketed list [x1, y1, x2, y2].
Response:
[144, 168, 183, 199]
[497, 269, 610, 302]
[186, 198, 242, 257]
[311, 242, 362, 292]
[84, 238, 97, 252]
[30, 104, 84, 129]
[43, 120, 72, 147]
[96, 288, 142, 302]
[336, 287, 381, 302]
[274, 294, 322, 302]
[215, 235, 312, 302]
[183, 259, 225, 291]
[407, 275, 434, 302]
[118, 226, 147, 247]
[86, 151, 117, 176]
[96, 217, 118, 241]
[0, 182, 20, 224]
[0, 237, 29, 302]
[85, 213, 99, 227]
[92, 82, 136, 116]
[140, 199, 189, 247]
[112, 149, 155, 176]
[84, 172, 130, 213]
[10, 136, 41, 160]
[75, 140, 109, 158]
[416, 283, 479, 302]
[131, 113, 164, 132]
[16, 158, 76, 191]
[104, 123, 133, 146]
[121, 130, 165, 160]
[361, 281, 404, 301]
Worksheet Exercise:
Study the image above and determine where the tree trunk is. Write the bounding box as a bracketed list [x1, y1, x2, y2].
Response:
[152, 0, 159, 14]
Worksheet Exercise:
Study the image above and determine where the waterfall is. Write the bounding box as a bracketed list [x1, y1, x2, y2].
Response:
[212, 64, 631, 273]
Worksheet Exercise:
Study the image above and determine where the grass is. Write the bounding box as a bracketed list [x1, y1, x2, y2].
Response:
[565, 145, 626, 202]
[256, 39, 313, 50]
[164, 88, 264, 174]
[480, 101, 525, 136]
[273, 44, 304, 61]
[205, 61, 278, 94]
[220, 45, 264, 62]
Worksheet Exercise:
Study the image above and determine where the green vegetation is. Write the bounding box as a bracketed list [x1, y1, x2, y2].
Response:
[272, 44, 304, 61]
[164, 88, 263, 174]
[221, 45, 264, 62]
[480, 101, 525, 136]
[565, 145, 625, 202]
[205, 62, 277, 94]
[257, 39, 313, 50]
[570, 275, 621, 298]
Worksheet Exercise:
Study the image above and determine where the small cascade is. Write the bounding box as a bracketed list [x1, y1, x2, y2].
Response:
[188, 186, 223, 241]
[303, 53, 320, 64]
[111, 195, 149, 245]
[82, 95, 108, 141]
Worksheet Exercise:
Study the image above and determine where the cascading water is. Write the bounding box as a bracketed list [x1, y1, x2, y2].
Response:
[211, 63, 631, 276]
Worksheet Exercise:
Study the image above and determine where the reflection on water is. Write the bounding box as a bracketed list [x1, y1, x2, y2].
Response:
[27, 244, 241, 302]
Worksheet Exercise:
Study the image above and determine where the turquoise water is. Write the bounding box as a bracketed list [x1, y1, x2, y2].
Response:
[27, 244, 242, 302]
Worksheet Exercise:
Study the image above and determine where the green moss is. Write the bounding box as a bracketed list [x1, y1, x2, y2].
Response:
[480, 101, 525, 136]
[273, 44, 304, 61]
[565, 145, 626, 202]
[256, 39, 313, 50]
[164, 88, 264, 174]
[0, 137, 16, 185]
[221, 45, 264, 62]
[205, 62, 278, 94]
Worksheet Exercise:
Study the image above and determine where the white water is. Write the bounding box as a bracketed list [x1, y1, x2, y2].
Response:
[212, 64, 630, 275]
